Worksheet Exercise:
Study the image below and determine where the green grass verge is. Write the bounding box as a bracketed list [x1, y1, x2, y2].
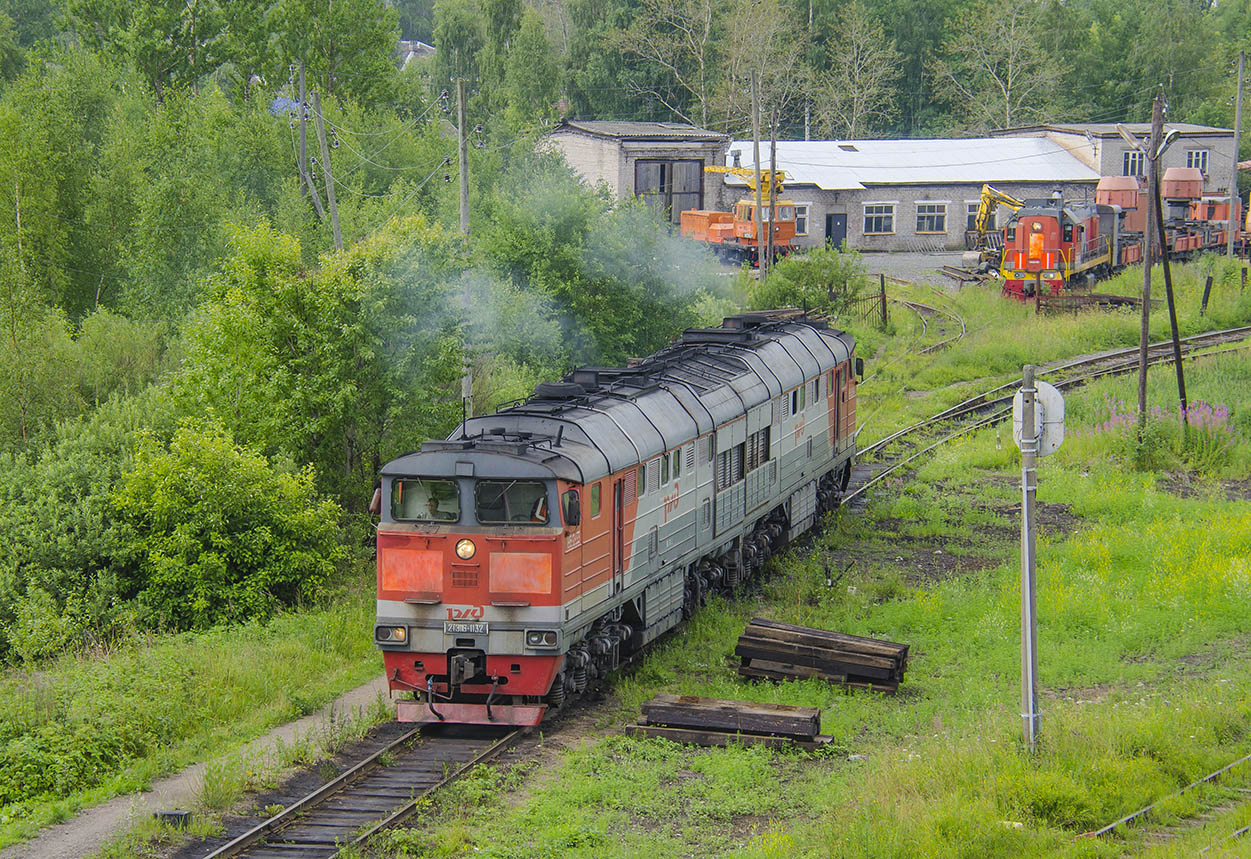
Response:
[858, 254, 1251, 446]
[374, 321, 1251, 857]
[0, 568, 383, 848]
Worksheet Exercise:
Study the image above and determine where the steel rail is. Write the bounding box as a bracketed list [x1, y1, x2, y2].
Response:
[201, 727, 423, 859]
[844, 329, 1251, 505]
[1080, 750, 1251, 839]
[860, 297, 968, 386]
[346, 728, 521, 849]
[200, 727, 519, 859]
[859, 325, 1251, 462]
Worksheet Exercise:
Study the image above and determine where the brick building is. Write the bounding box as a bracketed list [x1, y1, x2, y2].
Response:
[544, 120, 1236, 252]
[542, 120, 729, 225]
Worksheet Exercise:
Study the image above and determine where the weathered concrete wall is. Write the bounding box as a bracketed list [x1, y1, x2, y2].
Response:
[543, 130, 624, 195]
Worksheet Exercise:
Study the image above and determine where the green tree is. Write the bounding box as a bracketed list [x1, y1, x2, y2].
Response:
[478, 157, 713, 364]
[273, 0, 400, 106]
[930, 0, 1059, 131]
[748, 244, 868, 312]
[432, 0, 485, 93]
[502, 7, 560, 125]
[176, 218, 467, 503]
[0, 11, 22, 81]
[62, 0, 225, 94]
[110, 422, 347, 630]
[813, 0, 901, 138]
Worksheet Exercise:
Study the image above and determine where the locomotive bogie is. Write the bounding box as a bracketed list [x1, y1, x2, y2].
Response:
[375, 313, 859, 725]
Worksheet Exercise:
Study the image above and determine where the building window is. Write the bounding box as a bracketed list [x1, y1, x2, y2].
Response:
[916, 203, 946, 234]
[634, 159, 704, 224]
[1123, 150, 1144, 177]
[1186, 149, 1209, 173]
[864, 203, 894, 235]
[966, 202, 981, 231]
[794, 205, 809, 236]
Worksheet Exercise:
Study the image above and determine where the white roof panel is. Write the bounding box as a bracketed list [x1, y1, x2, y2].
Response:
[726, 138, 1100, 190]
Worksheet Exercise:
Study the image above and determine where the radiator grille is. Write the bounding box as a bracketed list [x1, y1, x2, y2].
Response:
[451, 566, 478, 588]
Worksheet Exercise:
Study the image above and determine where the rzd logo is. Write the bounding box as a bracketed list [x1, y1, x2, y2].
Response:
[445, 605, 485, 620]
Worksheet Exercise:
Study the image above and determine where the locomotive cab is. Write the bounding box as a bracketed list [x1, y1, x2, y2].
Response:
[376, 449, 582, 726]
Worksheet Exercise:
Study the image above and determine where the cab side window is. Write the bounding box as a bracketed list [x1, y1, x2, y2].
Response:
[562, 489, 580, 526]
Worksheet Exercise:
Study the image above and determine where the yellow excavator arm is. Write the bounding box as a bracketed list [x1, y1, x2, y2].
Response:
[705, 165, 788, 199]
[976, 183, 1025, 235]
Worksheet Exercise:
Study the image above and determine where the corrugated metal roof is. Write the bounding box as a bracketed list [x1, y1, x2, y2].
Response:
[1002, 122, 1233, 136]
[724, 137, 1100, 191]
[555, 119, 728, 142]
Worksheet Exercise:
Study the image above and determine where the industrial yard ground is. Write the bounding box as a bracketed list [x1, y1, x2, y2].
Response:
[4, 255, 1251, 858]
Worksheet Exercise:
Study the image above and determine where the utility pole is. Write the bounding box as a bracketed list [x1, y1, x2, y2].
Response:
[767, 109, 778, 278]
[457, 78, 473, 418]
[311, 91, 342, 251]
[751, 72, 763, 276]
[804, 0, 812, 141]
[1152, 169, 1189, 428]
[1019, 365, 1040, 753]
[457, 78, 470, 237]
[1137, 95, 1163, 438]
[299, 63, 326, 220]
[1229, 50, 1244, 258]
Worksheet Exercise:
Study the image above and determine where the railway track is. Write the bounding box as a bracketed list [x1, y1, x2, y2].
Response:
[847, 324, 1251, 504]
[860, 298, 967, 385]
[200, 725, 519, 859]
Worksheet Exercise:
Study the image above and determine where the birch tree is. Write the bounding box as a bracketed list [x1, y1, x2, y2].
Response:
[930, 0, 1059, 131]
[614, 0, 722, 127]
[814, 0, 901, 138]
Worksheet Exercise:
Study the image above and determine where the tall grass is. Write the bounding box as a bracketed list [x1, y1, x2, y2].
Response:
[0, 566, 381, 847]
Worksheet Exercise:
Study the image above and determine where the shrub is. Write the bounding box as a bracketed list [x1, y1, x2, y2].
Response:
[1081, 394, 1237, 474]
[109, 423, 347, 630]
[748, 244, 870, 315]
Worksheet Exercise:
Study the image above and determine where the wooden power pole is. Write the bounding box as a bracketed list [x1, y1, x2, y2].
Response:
[457, 78, 473, 417]
[311, 91, 342, 250]
[1230, 50, 1244, 258]
[1137, 95, 1164, 437]
[298, 63, 326, 219]
[767, 109, 778, 277]
[751, 72, 764, 278]
[457, 78, 470, 237]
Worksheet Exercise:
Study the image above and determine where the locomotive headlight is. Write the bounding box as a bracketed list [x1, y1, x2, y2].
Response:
[525, 630, 559, 648]
[375, 625, 407, 643]
[455, 538, 476, 560]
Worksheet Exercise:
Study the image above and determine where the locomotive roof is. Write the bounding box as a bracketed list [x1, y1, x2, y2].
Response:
[383, 313, 855, 485]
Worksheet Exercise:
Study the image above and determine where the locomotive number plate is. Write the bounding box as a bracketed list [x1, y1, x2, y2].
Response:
[444, 621, 488, 635]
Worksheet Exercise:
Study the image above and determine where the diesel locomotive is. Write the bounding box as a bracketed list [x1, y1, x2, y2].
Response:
[373, 311, 860, 725]
[1000, 167, 1245, 298]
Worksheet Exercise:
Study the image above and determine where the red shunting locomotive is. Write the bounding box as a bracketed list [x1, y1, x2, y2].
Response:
[1000, 168, 1244, 299]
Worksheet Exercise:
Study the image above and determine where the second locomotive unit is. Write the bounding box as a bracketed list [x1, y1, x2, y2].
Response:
[373, 311, 859, 725]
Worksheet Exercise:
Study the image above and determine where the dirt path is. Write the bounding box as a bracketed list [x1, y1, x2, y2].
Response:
[0, 677, 391, 859]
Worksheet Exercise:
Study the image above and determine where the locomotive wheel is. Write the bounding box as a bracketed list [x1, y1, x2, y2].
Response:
[546, 673, 567, 708]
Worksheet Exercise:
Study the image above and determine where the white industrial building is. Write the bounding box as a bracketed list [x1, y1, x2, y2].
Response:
[544, 119, 1236, 252]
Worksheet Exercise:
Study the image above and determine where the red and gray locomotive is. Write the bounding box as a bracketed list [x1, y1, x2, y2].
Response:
[373, 311, 859, 725]
[1000, 168, 1245, 298]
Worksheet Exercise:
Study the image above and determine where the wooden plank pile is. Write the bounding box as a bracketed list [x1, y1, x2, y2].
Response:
[625, 694, 831, 750]
[735, 617, 908, 693]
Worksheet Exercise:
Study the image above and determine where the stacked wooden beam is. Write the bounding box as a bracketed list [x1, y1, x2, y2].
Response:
[736, 617, 908, 693]
[625, 694, 831, 750]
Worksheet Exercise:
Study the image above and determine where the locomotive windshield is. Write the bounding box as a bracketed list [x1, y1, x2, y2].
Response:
[391, 478, 459, 521]
[475, 480, 550, 524]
